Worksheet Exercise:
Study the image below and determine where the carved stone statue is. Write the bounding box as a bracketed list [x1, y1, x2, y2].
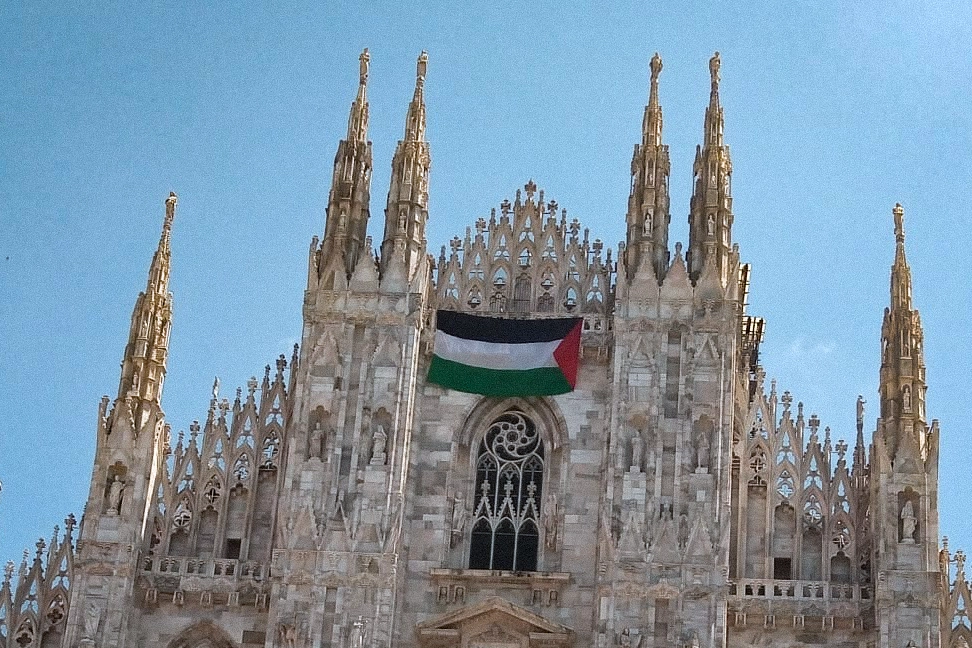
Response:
[694, 422, 710, 470]
[450, 492, 467, 547]
[901, 499, 917, 542]
[630, 431, 644, 472]
[106, 475, 125, 514]
[544, 492, 559, 549]
[83, 603, 100, 639]
[350, 616, 367, 648]
[903, 385, 912, 412]
[278, 623, 296, 648]
[370, 424, 388, 465]
[678, 513, 690, 549]
[309, 421, 324, 459]
[359, 48, 370, 85]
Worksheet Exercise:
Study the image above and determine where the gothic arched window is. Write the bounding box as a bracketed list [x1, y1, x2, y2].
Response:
[470, 411, 544, 571]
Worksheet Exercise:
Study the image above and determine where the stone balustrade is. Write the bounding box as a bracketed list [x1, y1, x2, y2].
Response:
[729, 578, 871, 602]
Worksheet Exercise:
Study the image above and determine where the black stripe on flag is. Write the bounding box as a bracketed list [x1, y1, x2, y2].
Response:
[436, 310, 581, 344]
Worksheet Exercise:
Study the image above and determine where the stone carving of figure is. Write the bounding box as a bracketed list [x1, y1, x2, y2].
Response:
[856, 395, 865, 429]
[359, 48, 370, 85]
[901, 499, 917, 542]
[544, 492, 559, 549]
[678, 513, 690, 549]
[350, 616, 367, 648]
[106, 475, 125, 514]
[450, 492, 467, 547]
[309, 421, 323, 459]
[644, 211, 653, 236]
[370, 424, 388, 465]
[83, 603, 100, 639]
[694, 423, 710, 470]
[903, 385, 912, 413]
[278, 623, 296, 648]
[706, 213, 715, 236]
[630, 431, 644, 472]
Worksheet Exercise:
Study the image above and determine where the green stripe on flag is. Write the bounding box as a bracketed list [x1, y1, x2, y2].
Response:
[428, 355, 572, 397]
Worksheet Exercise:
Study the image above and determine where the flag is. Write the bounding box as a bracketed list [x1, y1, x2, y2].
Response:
[428, 310, 582, 396]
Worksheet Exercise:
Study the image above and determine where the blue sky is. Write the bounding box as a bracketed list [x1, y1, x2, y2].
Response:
[1, 2, 970, 568]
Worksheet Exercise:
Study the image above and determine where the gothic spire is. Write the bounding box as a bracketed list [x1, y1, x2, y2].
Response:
[117, 192, 177, 403]
[687, 51, 733, 283]
[624, 52, 671, 284]
[319, 49, 374, 289]
[347, 48, 370, 143]
[380, 51, 431, 289]
[879, 203, 926, 446]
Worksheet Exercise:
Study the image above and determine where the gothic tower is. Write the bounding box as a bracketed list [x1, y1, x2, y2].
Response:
[605, 52, 745, 648]
[271, 50, 432, 647]
[65, 193, 178, 647]
[872, 203, 941, 647]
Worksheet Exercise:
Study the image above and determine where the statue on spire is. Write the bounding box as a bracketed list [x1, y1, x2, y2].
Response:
[894, 202, 905, 242]
[359, 48, 370, 86]
[416, 50, 429, 87]
[650, 52, 663, 81]
[709, 51, 721, 89]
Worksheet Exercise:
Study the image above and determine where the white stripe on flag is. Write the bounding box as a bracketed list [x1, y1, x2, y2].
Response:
[433, 330, 560, 371]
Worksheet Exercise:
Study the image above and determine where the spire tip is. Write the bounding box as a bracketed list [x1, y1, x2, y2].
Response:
[416, 50, 428, 86]
[709, 51, 721, 89]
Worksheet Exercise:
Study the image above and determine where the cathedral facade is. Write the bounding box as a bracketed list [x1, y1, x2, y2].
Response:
[0, 50, 968, 648]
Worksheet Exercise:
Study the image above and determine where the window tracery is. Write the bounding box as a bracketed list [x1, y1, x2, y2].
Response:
[470, 410, 545, 572]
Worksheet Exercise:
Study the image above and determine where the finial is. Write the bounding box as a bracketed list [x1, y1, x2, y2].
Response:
[164, 191, 177, 232]
[893, 202, 905, 243]
[709, 51, 721, 90]
[359, 48, 370, 86]
[212, 376, 220, 400]
[416, 50, 428, 88]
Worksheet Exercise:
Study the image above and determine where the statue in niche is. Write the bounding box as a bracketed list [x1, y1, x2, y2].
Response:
[450, 492, 467, 547]
[278, 623, 296, 648]
[630, 431, 644, 472]
[620, 628, 643, 648]
[544, 492, 559, 549]
[693, 418, 711, 470]
[678, 513, 689, 549]
[308, 421, 324, 459]
[370, 424, 388, 465]
[706, 213, 715, 236]
[901, 499, 918, 543]
[106, 475, 125, 514]
[903, 385, 912, 413]
[349, 616, 367, 648]
[83, 603, 100, 639]
[644, 211, 653, 236]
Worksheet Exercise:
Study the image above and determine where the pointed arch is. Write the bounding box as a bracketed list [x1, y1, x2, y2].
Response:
[166, 621, 237, 648]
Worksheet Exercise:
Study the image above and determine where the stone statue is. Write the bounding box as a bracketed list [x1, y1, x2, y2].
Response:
[544, 492, 559, 549]
[309, 421, 323, 459]
[630, 432, 644, 472]
[359, 48, 370, 85]
[678, 513, 689, 549]
[709, 51, 721, 86]
[106, 475, 125, 514]
[350, 616, 367, 648]
[706, 213, 715, 236]
[901, 499, 917, 542]
[856, 395, 865, 429]
[278, 623, 296, 648]
[694, 423, 710, 470]
[450, 492, 467, 547]
[371, 424, 388, 465]
[903, 385, 912, 412]
[83, 603, 100, 639]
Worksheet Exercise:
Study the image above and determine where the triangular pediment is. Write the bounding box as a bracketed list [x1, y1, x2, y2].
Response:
[417, 596, 573, 647]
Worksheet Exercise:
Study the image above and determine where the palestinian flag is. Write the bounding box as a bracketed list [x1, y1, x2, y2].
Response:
[428, 310, 582, 397]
